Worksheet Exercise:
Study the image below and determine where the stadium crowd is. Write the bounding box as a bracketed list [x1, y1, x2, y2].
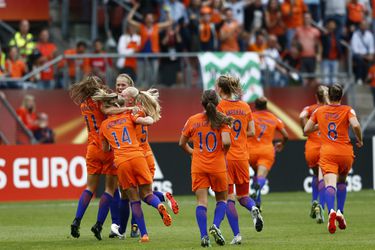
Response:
[0, 0, 375, 90]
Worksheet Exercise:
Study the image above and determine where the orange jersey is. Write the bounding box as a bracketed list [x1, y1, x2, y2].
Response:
[302, 104, 321, 145]
[100, 112, 144, 167]
[311, 105, 356, 156]
[80, 97, 106, 146]
[133, 110, 152, 155]
[367, 64, 375, 87]
[182, 112, 231, 174]
[217, 99, 253, 160]
[248, 110, 284, 151]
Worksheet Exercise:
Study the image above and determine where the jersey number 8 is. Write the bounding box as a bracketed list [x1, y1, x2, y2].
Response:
[327, 122, 338, 141]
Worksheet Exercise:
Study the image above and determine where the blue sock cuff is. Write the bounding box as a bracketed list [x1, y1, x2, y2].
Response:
[318, 179, 324, 184]
[102, 192, 113, 198]
[84, 189, 93, 196]
[326, 185, 336, 191]
[197, 205, 207, 211]
[227, 199, 236, 204]
[131, 201, 141, 206]
[216, 201, 226, 206]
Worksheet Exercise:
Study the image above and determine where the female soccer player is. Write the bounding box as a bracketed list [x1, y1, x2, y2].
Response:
[299, 85, 328, 223]
[179, 89, 232, 247]
[215, 75, 263, 245]
[69, 76, 119, 240]
[99, 91, 172, 242]
[105, 77, 179, 238]
[304, 84, 363, 234]
[248, 97, 288, 209]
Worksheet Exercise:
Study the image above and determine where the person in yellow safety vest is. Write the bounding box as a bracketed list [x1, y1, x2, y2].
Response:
[8, 20, 35, 58]
[0, 44, 5, 76]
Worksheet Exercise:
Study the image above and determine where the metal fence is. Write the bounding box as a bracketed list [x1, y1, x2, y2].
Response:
[0, 52, 354, 89]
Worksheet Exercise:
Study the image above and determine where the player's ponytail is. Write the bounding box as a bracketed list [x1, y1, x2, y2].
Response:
[216, 74, 242, 99]
[202, 90, 233, 129]
[69, 75, 107, 105]
[123, 87, 161, 122]
[92, 89, 125, 108]
[316, 85, 329, 104]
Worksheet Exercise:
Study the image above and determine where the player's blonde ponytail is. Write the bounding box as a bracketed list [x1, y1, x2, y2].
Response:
[202, 90, 233, 129]
[123, 87, 161, 122]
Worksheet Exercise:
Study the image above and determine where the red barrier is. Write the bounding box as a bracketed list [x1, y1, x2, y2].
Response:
[0, 144, 87, 202]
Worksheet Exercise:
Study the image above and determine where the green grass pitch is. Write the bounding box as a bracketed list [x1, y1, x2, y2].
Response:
[0, 190, 374, 249]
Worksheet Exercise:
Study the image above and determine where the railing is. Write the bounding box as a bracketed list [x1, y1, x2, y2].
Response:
[0, 52, 354, 90]
[0, 93, 37, 144]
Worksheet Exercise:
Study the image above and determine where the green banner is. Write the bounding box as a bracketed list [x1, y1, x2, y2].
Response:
[199, 52, 263, 102]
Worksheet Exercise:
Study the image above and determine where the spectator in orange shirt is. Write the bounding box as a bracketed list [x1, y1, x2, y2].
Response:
[36, 29, 57, 89]
[5, 47, 28, 87]
[89, 39, 113, 80]
[281, 0, 307, 49]
[219, 8, 240, 52]
[265, 0, 286, 49]
[347, 0, 366, 34]
[248, 32, 267, 53]
[294, 13, 321, 86]
[209, 0, 224, 25]
[199, 6, 218, 51]
[16, 94, 38, 131]
[127, 2, 172, 87]
[60, 41, 90, 86]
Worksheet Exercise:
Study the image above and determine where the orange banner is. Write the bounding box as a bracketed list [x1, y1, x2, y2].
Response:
[0, 0, 49, 21]
[0, 144, 87, 201]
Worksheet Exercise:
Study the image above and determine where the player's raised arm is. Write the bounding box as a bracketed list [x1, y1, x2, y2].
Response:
[135, 116, 154, 125]
[127, 2, 141, 28]
[349, 115, 363, 148]
[179, 134, 193, 156]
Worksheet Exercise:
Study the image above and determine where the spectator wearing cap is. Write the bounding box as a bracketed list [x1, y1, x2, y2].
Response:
[89, 39, 113, 80]
[199, 6, 218, 51]
[127, 1, 172, 86]
[8, 20, 35, 59]
[117, 25, 141, 81]
[220, 8, 240, 51]
[351, 20, 374, 84]
[59, 41, 90, 85]
[281, 0, 307, 49]
[321, 19, 343, 85]
[265, 0, 286, 49]
[36, 29, 57, 89]
[294, 12, 321, 86]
